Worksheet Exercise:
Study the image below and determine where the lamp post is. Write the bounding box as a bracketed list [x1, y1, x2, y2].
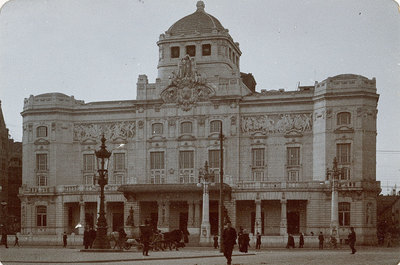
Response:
[92, 135, 111, 249]
[218, 124, 225, 252]
[326, 157, 342, 247]
[197, 161, 214, 244]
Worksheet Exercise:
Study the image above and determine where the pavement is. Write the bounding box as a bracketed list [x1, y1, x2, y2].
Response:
[0, 246, 399, 265]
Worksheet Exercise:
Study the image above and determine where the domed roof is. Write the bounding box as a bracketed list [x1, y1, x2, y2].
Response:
[167, 1, 226, 36]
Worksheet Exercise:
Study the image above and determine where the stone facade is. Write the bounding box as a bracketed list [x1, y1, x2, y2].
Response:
[19, 1, 380, 245]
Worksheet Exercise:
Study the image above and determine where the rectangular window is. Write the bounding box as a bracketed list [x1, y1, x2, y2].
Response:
[83, 154, 94, 172]
[208, 150, 220, 169]
[180, 122, 193, 134]
[253, 171, 264, 182]
[202, 44, 211, 56]
[252, 148, 265, 167]
[186, 45, 196, 57]
[337, 143, 351, 164]
[36, 126, 48, 137]
[340, 167, 351, 180]
[150, 152, 165, 169]
[287, 147, 300, 166]
[210, 120, 222, 133]
[339, 202, 351, 226]
[337, 112, 351, 125]
[179, 151, 194, 169]
[114, 153, 125, 171]
[288, 170, 299, 182]
[36, 175, 47, 186]
[152, 123, 163, 135]
[171, 46, 180, 58]
[36, 206, 47, 227]
[36, 154, 47, 171]
[83, 175, 94, 185]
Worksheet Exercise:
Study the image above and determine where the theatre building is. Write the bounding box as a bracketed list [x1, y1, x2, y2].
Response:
[19, 1, 380, 245]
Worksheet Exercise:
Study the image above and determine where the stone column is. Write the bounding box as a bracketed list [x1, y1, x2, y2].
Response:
[280, 199, 287, 236]
[255, 199, 262, 235]
[188, 200, 194, 226]
[200, 183, 211, 245]
[55, 196, 64, 235]
[194, 200, 201, 232]
[157, 200, 164, 228]
[330, 182, 339, 238]
[164, 201, 170, 231]
[79, 201, 85, 234]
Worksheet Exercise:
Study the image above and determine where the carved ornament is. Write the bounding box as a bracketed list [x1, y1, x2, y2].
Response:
[160, 55, 215, 111]
[73, 121, 135, 141]
[241, 113, 312, 135]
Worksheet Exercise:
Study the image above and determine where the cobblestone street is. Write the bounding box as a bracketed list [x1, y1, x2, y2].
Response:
[0, 246, 399, 265]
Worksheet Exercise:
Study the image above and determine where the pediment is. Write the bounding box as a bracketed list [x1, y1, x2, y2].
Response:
[334, 126, 354, 134]
[250, 132, 268, 139]
[34, 138, 50, 145]
[284, 129, 303, 138]
[81, 139, 98, 145]
[110, 137, 128, 145]
[147, 135, 167, 143]
[177, 134, 196, 141]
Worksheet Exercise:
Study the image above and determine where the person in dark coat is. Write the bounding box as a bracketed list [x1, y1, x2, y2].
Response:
[63, 232, 68, 248]
[237, 226, 243, 250]
[318, 232, 324, 250]
[141, 220, 152, 256]
[83, 227, 90, 249]
[213, 235, 219, 249]
[1, 227, 8, 248]
[222, 222, 237, 265]
[241, 229, 250, 253]
[88, 227, 96, 248]
[256, 232, 261, 249]
[14, 234, 20, 247]
[286, 234, 295, 248]
[299, 232, 304, 248]
[348, 227, 356, 254]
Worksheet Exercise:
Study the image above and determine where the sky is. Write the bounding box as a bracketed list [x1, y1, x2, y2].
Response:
[0, 0, 399, 194]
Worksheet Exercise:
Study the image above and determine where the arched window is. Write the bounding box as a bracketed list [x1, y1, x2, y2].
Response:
[36, 206, 47, 227]
[210, 120, 222, 133]
[152, 123, 163, 135]
[180, 122, 192, 134]
[339, 202, 351, 226]
[36, 126, 48, 137]
[337, 112, 351, 125]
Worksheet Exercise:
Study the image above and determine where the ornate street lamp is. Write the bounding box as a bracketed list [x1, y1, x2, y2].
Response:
[326, 157, 342, 248]
[218, 124, 225, 253]
[92, 135, 112, 249]
[197, 161, 215, 244]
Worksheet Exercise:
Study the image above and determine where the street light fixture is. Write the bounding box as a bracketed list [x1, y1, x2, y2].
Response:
[326, 157, 342, 247]
[197, 161, 214, 244]
[92, 134, 111, 249]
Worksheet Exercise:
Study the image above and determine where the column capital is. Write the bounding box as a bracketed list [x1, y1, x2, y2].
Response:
[255, 199, 262, 205]
[280, 199, 287, 204]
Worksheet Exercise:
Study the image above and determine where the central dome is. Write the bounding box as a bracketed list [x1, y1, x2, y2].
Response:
[167, 1, 226, 36]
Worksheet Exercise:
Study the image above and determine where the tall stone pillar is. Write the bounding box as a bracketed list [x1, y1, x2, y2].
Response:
[55, 196, 64, 235]
[199, 185, 211, 245]
[79, 201, 85, 234]
[157, 200, 164, 227]
[187, 200, 197, 234]
[330, 183, 339, 238]
[194, 200, 201, 233]
[255, 199, 262, 235]
[164, 201, 170, 231]
[280, 199, 287, 235]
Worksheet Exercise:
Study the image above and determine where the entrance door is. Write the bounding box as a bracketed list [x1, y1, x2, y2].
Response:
[209, 212, 219, 235]
[112, 213, 124, 231]
[150, 212, 158, 230]
[287, 211, 300, 234]
[179, 212, 188, 231]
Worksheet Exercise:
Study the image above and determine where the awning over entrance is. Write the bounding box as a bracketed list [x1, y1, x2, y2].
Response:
[118, 183, 232, 196]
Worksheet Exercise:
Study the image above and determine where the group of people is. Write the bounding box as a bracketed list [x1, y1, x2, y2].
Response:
[82, 227, 97, 249]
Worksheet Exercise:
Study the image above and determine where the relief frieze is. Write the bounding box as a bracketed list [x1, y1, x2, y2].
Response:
[73, 121, 136, 141]
[241, 113, 312, 134]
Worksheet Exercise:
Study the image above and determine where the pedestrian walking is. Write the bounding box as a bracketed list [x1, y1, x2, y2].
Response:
[256, 232, 261, 249]
[14, 234, 20, 247]
[63, 232, 68, 248]
[1, 228, 8, 248]
[89, 227, 96, 248]
[299, 232, 304, 248]
[222, 222, 237, 265]
[348, 227, 356, 254]
[213, 235, 219, 249]
[141, 220, 152, 256]
[318, 232, 324, 250]
[83, 227, 90, 249]
[237, 226, 243, 251]
[240, 229, 250, 253]
[286, 234, 295, 249]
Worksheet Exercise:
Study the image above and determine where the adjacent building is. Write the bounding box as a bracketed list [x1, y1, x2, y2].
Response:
[19, 1, 380, 244]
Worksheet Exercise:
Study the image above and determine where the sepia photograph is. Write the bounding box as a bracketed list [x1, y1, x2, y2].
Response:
[0, 0, 399, 264]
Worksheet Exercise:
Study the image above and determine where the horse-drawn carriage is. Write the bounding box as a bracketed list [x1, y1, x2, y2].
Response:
[110, 226, 186, 251]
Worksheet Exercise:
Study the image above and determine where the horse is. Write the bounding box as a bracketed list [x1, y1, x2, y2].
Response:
[162, 229, 185, 251]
